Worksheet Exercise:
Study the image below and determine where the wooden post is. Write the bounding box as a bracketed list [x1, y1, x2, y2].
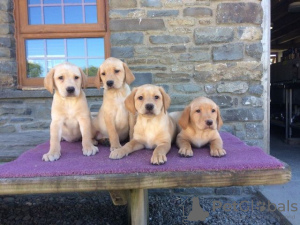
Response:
[128, 189, 148, 225]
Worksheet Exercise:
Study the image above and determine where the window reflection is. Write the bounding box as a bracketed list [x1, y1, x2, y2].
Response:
[28, 7, 42, 25]
[44, 7, 62, 24]
[46, 39, 65, 57]
[27, 60, 46, 78]
[65, 6, 83, 24]
[43, 0, 61, 4]
[67, 39, 85, 57]
[28, 0, 40, 4]
[85, 6, 97, 23]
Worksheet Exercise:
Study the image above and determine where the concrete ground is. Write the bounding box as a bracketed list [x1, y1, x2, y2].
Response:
[259, 127, 300, 225]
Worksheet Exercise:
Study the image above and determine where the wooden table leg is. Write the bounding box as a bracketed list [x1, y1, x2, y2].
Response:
[128, 188, 148, 225]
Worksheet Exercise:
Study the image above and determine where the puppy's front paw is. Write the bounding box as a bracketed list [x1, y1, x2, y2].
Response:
[42, 151, 61, 162]
[210, 148, 226, 157]
[110, 144, 122, 152]
[178, 147, 193, 157]
[82, 145, 99, 156]
[151, 153, 167, 165]
[109, 148, 126, 159]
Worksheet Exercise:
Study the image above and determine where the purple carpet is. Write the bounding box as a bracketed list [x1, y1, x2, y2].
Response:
[0, 132, 283, 178]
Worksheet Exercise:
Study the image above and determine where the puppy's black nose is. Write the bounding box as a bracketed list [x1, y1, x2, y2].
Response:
[206, 120, 213, 126]
[106, 80, 114, 87]
[145, 104, 154, 111]
[66, 86, 75, 94]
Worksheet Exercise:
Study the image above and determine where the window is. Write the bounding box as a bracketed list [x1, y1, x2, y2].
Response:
[14, 0, 110, 88]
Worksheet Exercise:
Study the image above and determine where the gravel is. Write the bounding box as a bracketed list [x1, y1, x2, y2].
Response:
[0, 191, 282, 225]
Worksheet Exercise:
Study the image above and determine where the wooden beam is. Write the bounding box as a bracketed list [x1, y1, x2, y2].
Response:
[0, 164, 291, 196]
[128, 189, 148, 225]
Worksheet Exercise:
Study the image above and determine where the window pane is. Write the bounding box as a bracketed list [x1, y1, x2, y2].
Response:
[27, 60, 46, 78]
[65, 6, 83, 24]
[64, 0, 81, 3]
[28, 0, 41, 4]
[43, 0, 61, 4]
[67, 39, 85, 57]
[88, 59, 103, 76]
[87, 38, 104, 57]
[85, 5, 97, 23]
[84, 0, 96, 2]
[26, 40, 44, 57]
[67, 59, 86, 70]
[28, 7, 42, 25]
[44, 7, 62, 24]
[46, 39, 65, 57]
[47, 59, 65, 71]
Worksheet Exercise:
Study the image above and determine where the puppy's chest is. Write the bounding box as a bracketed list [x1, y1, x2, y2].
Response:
[113, 96, 128, 127]
[189, 132, 211, 148]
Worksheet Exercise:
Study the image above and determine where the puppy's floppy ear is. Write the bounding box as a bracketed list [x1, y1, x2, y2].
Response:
[79, 68, 88, 89]
[123, 62, 135, 85]
[44, 68, 55, 94]
[94, 66, 102, 89]
[216, 106, 223, 130]
[178, 106, 191, 130]
[125, 88, 138, 114]
[159, 87, 171, 113]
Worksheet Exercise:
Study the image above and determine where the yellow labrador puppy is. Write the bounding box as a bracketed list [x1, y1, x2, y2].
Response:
[109, 84, 176, 165]
[175, 97, 226, 157]
[43, 62, 98, 161]
[92, 57, 135, 151]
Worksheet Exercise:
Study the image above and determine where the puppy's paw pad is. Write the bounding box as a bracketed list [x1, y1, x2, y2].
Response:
[178, 148, 193, 157]
[109, 149, 126, 159]
[42, 152, 61, 162]
[151, 154, 167, 165]
[210, 148, 226, 157]
[83, 145, 99, 156]
[110, 145, 122, 152]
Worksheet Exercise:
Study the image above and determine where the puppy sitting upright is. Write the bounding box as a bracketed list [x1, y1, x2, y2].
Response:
[109, 84, 176, 165]
[92, 57, 135, 151]
[43, 62, 98, 161]
[176, 97, 226, 157]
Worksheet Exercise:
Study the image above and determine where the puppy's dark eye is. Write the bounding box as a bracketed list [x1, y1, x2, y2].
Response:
[196, 109, 201, 113]
[58, 76, 63, 80]
[138, 96, 143, 100]
[115, 70, 120, 73]
[101, 72, 105, 76]
[154, 95, 159, 100]
[74, 76, 79, 80]
[212, 109, 216, 113]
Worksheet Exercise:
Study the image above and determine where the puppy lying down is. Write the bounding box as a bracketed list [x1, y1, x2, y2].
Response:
[171, 97, 226, 157]
[43, 62, 98, 161]
[109, 84, 176, 165]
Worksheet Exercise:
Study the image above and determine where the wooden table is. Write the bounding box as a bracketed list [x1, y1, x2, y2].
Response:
[0, 164, 291, 225]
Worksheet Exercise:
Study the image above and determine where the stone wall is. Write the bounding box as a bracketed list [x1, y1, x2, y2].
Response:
[0, 0, 266, 150]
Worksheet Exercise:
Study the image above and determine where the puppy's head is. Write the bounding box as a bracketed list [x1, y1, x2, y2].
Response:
[44, 62, 87, 97]
[125, 84, 171, 117]
[95, 57, 135, 90]
[179, 97, 223, 130]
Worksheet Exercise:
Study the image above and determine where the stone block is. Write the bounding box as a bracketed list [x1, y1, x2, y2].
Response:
[0, 118, 8, 125]
[215, 187, 242, 195]
[147, 10, 179, 17]
[238, 27, 262, 41]
[154, 73, 191, 83]
[248, 84, 263, 96]
[0, 0, 13, 11]
[216, 3, 263, 25]
[179, 52, 210, 62]
[0, 11, 13, 23]
[245, 42, 263, 60]
[21, 122, 50, 130]
[159, 56, 176, 65]
[109, 9, 145, 19]
[183, 7, 212, 17]
[149, 35, 190, 44]
[174, 84, 202, 93]
[204, 84, 216, 94]
[111, 32, 144, 46]
[0, 37, 12, 48]
[220, 124, 234, 134]
[242, 96, 263, 107]
[111, 47, 134, 58]
[141, 0, 162, 7]
[217, 82, 248, 94]
[222, 108, 264, 122]
[164, 0, 183, 8]
[171, 64, 193, 72]
[110, 19, 165, 31]
[245, 123, 264, 139]
[109, 0, 137, 8]
[0, 107, 32, 116]
[130, 65, 167, 71]
[0, 47, 11, 58]
[209, 95, 233, 108]
[168, 18, 195, 26]
[0, 125, 15, 133]
[131, 73, 153, 87]
[171, 94, 197, 105]
[0, 74, 14, 88]
[170, 45, 186, 53]
[0, 24, 14, 35]
[193, 71, 218, 83]
[213, 43, 244, 61]
[135, 46, 168, 56]
[188, 47, 209, 52]
[10, 118, 34, 123]
[194, 27, 234, 45]
[0, 61, 17, 74]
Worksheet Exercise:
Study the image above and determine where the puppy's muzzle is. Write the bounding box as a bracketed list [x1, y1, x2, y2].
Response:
[66, 86, 75, 94]
[145, 103, 154, 112]
[106, 80, 114, 87]
[206, 120, 213, 126]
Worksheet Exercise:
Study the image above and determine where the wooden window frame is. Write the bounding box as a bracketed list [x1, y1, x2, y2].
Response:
[14, 0, 110, 89]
